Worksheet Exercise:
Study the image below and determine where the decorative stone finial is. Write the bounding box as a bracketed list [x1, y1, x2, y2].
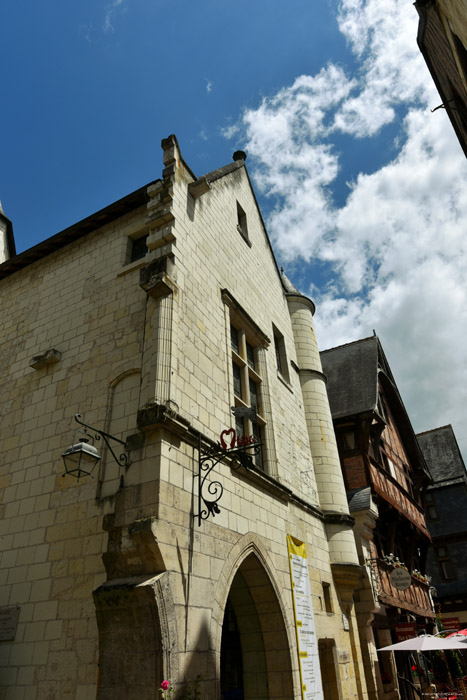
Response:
[233, 150, 247, 162]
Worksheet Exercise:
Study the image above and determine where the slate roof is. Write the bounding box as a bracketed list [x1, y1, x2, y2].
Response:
[320, 336, 380, 420]
[321, 335, 430, 480]
[280, 269, 301, 295]
[0, 182, 158, 280]
[417, 425, 467, 485]
[347, 487, 372, 513]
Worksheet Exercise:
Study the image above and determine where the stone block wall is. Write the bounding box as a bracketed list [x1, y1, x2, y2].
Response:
[0, 137, 368, 700]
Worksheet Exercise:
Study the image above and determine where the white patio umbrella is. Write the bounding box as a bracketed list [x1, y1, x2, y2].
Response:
[378, 635, 467, 652]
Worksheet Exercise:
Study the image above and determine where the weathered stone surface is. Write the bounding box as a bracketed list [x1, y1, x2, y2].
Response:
[0, 134, 365, 700]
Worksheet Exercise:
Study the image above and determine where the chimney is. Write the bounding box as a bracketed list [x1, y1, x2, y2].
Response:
[0, 202, 16, 263]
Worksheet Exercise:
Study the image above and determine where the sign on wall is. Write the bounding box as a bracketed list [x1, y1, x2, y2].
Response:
[441, 617, 460, 632]
[394, 622, 416, 642]
[390, 567, 412, 591]
[287, 535, 323, 700]
[0, 606, 20, 641]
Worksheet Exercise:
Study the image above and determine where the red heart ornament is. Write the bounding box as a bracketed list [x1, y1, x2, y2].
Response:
[220, 428, 236, 450]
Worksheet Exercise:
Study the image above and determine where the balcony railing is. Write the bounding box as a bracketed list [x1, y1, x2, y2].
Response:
[367, 558, 435, 617]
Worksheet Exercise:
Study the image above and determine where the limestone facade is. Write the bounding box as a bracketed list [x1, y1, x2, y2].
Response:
[0, 136, 368, 700]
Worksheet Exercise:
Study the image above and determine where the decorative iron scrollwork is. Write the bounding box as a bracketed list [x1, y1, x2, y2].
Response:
[73, 414, 130, 468]
[195, 432, 261, 526]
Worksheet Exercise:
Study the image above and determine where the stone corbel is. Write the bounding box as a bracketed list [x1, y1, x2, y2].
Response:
[29, 348, 61, 370]
[137, 401, 191, 436]
[139, 257, 177, 299]
[331, 562, 364, 603]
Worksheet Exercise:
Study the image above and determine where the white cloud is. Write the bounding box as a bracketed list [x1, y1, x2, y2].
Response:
[334, 0, 431, 136]
[79, 23, 95, 43]
[205, 79, 213, 94]
[104, 0, 125, 33]
[226, 0, 467, 456]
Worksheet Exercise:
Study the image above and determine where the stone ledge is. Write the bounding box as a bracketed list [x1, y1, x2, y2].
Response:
[324, 511, 355, 527]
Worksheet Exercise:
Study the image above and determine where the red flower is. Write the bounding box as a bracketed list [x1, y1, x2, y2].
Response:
[161, 681, 170, 690]
[412, 665, 417, 671]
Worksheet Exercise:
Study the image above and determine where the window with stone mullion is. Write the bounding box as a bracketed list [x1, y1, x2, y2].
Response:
[231, 324, 265, 467]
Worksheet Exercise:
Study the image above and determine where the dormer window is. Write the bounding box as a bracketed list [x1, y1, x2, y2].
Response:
[342, 431, 357, 452]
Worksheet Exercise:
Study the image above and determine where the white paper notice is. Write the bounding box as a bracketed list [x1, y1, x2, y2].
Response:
[287, 535, 323, 700]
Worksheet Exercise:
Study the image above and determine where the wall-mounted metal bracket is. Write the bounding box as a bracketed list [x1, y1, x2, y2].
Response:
[431, 98, 458, 112]
[194, 433, 261, 526]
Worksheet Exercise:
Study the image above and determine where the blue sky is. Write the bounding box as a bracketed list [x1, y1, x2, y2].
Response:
[2, 0, 467, 461]
[2, 0, 350, 245]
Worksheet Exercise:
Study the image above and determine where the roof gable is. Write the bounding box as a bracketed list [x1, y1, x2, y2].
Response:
[320, 336, 379, 419]
[417, 425, 467, 484]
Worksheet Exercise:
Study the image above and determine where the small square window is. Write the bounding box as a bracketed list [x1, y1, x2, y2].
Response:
[246, 341, 255, 370]
[236, 202, 250, 243]
[232, 362, 242, 398]
[272, 325, 290, 383]
[322, 583, 333, 613]
[129, 234, 148, 263]
[249, 378, 259, 412]
[274, 335, 283, 374]
[425, 492, 438, 520]
[435, 546, 456, 580]
[235, 416, 244, 438]
[231, 325, 240, 354]
[342, 431, 357, 451]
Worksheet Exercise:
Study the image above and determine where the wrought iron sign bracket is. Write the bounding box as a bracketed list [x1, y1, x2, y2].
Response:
[61, 414, 131, 482]
[365, 557, 383, 599]
[194, 432, 261, 526]
[73, 414, 130, 468]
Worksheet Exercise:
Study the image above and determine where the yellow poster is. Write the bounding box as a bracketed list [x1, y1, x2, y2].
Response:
[287, 535, 323, 700]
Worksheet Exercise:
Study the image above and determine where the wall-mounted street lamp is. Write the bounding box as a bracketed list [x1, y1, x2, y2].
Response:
[62, 414, 130, 482]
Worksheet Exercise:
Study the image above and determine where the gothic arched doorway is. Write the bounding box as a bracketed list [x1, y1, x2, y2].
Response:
[220, 552, 293, 700]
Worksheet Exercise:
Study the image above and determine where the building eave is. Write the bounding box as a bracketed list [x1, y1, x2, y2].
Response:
[0, 181, 160, 281]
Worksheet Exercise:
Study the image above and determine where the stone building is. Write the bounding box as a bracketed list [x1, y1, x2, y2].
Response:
[417, 425, 467, 630]
[320, 335, 435, 700]
[0, 136, 369, 700]
[415, 0, 467, 156]
[0, 202, 15, 264]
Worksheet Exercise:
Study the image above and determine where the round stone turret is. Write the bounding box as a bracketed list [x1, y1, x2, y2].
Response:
[282, 270, 359, 569]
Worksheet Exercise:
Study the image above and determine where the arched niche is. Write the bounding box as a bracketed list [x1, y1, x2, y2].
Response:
[99, 369, 141, 498]
[94, 572, 178, 700]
